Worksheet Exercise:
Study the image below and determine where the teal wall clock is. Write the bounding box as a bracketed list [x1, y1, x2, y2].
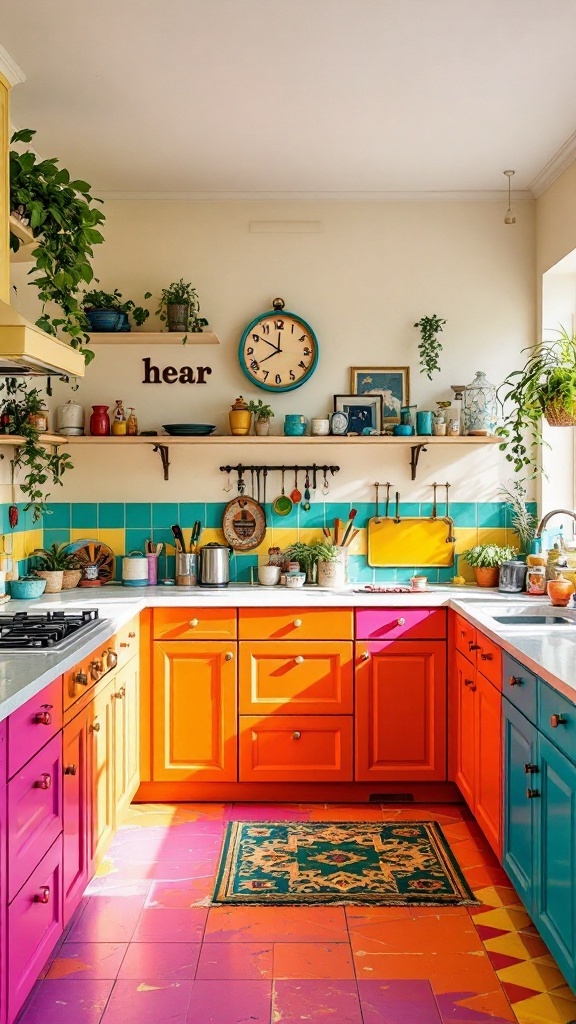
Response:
[238, 298, 319, 393]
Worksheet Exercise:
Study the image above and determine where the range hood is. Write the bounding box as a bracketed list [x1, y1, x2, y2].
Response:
[0, 298, 85, 377]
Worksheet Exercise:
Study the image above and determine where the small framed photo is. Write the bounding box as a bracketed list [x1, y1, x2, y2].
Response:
[349, 367, 410, 424]
[333, 394, 384, 434]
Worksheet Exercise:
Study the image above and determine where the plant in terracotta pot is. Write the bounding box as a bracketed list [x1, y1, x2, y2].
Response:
[33, 542, 82, 593]
[155, 279, 208, 339]
[498, 326, 576, 474]
[248, 399, 274, 436]
[463, 544, 517, 587]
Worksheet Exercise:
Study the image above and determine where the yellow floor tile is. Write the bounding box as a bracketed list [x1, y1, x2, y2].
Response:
[496, 958, 565, 993]
[513, 990, 576, 1024]
[484, 932, 548, 961]
[475, 885, 519, 909]
[472, 907, 533, 931]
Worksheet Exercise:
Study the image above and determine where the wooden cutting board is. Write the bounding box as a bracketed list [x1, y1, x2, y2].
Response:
[367, 516, 455, 567]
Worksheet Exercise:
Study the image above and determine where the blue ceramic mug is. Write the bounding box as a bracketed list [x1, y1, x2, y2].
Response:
[284, 415, 308, 436]
[416, 410, 433, 436]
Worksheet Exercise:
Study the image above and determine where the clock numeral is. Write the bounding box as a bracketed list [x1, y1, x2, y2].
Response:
[275, 374, 282, 385]
[303, 347, 311, 356]
[251, 333, 260, 343]
[250, 359, 260, 371]
[262, 370, 269, 381]
[298, 360, 307, 370]
[291, 323, 295, 333]
[299, 335, 307, 342]
[247, 346, 254, 355]
[262, 323, 270, 335]
[275, 319, 284, 330]
[289, 370, 295, 381]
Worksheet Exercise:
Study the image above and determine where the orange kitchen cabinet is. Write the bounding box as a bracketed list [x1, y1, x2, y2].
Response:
[355, 639, 447, 782]
[239, 715, 353, 782]
[153, 608, 236, 641]
[152, 641, 237, 782]
[454, 650, 476, 808]
[239, 607, 353, 641]
[239, 641, 353, 715]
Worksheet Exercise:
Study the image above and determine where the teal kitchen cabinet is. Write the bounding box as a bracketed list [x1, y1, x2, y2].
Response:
[503, 699, 538, 917]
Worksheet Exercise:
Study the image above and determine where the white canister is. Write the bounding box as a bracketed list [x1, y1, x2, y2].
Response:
[122, 551, 149, 587]
[56, 400, 85, 436]
[311, 417, 330, 436]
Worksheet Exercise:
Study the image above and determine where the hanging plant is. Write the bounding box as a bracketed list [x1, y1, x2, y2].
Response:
[0, 378, 74, 522]
[414, 314, 447, 379]
[10, 128, 105, 366]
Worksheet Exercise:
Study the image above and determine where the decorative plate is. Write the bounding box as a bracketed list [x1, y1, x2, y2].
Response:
[330, 411, 349, 435]
[162, 424, 216, 436]
[62, 539, 116, 583]
[222, 497, 267, 551]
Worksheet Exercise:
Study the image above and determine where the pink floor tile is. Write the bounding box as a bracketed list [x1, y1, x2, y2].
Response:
[132, 907, 208, 942]
[101, 979, 193, 1024]
[358, 979, 443, 1024]
[97, 858, 216, 882]
[66, 895, 146, 943]
[46, 942, 128, 980]
[118, 942, 201, 980]
[185, 980, 272, 1023]
[145, 879, 214, 909]
[196, 942, 273, 980]
[205, 906, 349, 943]
[16, 979, 114, 1024]
[272, 980, 363, 1023]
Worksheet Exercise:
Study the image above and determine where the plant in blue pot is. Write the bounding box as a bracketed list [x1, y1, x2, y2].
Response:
[81, 288, 151, 332]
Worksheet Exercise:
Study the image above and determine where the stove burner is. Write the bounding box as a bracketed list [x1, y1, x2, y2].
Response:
[0, 609, 101, 651]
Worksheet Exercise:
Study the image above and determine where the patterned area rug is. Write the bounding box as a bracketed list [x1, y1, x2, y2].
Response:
[212, 821, 477, 906]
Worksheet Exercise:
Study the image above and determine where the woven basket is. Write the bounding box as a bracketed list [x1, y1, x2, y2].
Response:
[544, 402, 576, 427]
[62, 569, 82, 590]
[35, 570, 63, 593]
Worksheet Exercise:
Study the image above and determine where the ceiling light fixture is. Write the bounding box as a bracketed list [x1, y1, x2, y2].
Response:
[503, 169, 516, 224]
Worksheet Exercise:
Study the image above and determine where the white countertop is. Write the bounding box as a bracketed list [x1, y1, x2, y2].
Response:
[0, 583, 574, 721]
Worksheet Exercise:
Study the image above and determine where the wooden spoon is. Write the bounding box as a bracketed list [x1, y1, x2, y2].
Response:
[290, 468, 302, 503]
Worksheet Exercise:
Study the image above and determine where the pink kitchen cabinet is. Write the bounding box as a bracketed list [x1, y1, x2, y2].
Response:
[8, 733, 63, 901]
[63, 703, 89, 925]
[7, 675, 62, 780]
[0, 721, 7, 1024]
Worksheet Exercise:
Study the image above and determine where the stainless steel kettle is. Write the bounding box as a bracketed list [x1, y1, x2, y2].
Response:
[199, 542, 231, 587]
[498, 559, 528, 593]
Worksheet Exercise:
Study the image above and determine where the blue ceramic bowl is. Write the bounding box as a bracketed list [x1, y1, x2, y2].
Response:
[9, 577, 47, 600]
[393, 424, 414, 436]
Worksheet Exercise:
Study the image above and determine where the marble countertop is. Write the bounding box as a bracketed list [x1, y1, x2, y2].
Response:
[0, 583, 574, 721]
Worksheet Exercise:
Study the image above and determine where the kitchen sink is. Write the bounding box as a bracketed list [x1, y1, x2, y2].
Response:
[492, 614, 575, 626]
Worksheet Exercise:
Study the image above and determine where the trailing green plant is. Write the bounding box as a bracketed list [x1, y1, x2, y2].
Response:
[248, 399, 274, 420]
[414, 314, 447, 379]
[33, 542, 80, 571]
[0, 378, 73, 522]
[499, 480, 537, 551]
[463, 544, 517, 568]
[155, 279, 208, 338]
[497, 326, 576, 475]
[81, 288, 152, 326]
[10, 128, 106, 365]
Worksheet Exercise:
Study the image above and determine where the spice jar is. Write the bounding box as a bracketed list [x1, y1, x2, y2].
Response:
[28, 405, 49, 432]
[526, 565, 547, 595]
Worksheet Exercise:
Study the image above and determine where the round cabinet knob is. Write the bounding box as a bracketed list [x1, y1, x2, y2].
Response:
[90, 722, 101, 733]
[35, 773, 52, 790]
[294, 656, 304, 665]
[34, 886, 50, 904]
[189, 618, 199, 628]
[128, 631, 136, 638]
[73, 670, 88, 686]
[526, 788, 540, 799]
[293, 619, 302, 628]
[224, 652, 234, 661]
[34, 706, 52, 726]
[360, 651, 370, 661]
[64, 765, 77, 776]
[509, 676, 522, 687]
[550, 713, 567, 728]
[397, 618, 406, 626]
[292, 731, 302, 740]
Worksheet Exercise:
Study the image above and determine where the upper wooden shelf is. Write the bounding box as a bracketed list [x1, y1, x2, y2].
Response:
[62, 434, 501, 445]
[86, 331, 220, 345]
[9, 215, 36, 263]
[0, 433, 65, 446]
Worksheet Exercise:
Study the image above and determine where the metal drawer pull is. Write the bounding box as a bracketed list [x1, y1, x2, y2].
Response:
[189, 618, 199, 627]
[292, 731, 301, 740]
[105, 649, 118, 668]
[128, 631, 136, 638]
[293, 619, 302, 627]
[114, 687, 126, 699]
[90, 660, 102, 680]
[360, 651, 370, 661]
[294, 656, 304, 665]
[34, 773, 51, 790]
[224, 652, 234, 661]
[34, 706, 52, 726]
[34, 886, 50, 904]
[73, 671, 88, 686]
[481, 652, 493, 661]
[509, 676, 522, 687]
[524, 764, 539, 774]
[64, 765, 77, 776]
[469, 642, 481, 651]
[90, 722, 101, 733]
[526, 788, 540, 799]
[550, 714, 567, 728]
[397, 617, 405, 626]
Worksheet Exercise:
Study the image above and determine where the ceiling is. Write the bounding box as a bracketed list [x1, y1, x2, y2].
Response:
[2, 0, 576, 198]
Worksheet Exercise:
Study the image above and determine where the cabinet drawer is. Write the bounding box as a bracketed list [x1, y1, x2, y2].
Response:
[502, 653, 537, 725]
[453, 613, 478, 663]
[239, 641, 353, 714]
[539, 683, 576, 763]
[239, 715, 353, 782]
[476, 632, 502, 690]
[153, 607, 236, 640]
[239, 608, 353, 641]
[117, 614, 140, 663]
[8, 677, 63, 779]
[7, 733, 63, 902]
[356, 608, 446, 641]
[8, 835, 62, 1024]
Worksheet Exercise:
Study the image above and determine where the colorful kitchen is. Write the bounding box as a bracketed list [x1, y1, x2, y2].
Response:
[1, 5, 576, 1024]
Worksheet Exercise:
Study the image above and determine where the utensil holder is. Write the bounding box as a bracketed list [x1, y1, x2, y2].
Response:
[147, 553, 159, 585]
[176, 552, 198, 586]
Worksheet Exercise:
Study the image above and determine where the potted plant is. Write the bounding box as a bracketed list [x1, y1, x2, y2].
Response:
[463, 543, 517, 587]
[498, 326, 576, 474]
[33, 542, 81, 593]
[414, 314, 447, 379]
[10, 128, 105, 365]
[248, 399, 274, 436]
[499, 481, 537, 555]
[155, 279, 208, 338]
[81, 288, 152, 333]
[284, 541, 319, 584]
[313, 541, 347, 588]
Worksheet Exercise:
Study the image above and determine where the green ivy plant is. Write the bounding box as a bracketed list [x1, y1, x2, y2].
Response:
[155, 279, 208, 341]
[10, 128, 105, 365]
[497, 326, 576, 475]
[81, 288, 152, 326]
[0, 378, 73, 522]
[414, 314, 447, 379]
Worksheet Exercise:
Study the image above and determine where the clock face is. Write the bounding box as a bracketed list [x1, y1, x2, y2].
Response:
[238, 305, 319, 392]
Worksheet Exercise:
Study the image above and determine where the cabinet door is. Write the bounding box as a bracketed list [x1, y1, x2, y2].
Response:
[113, 655, 140, 823]
[453, 651, 476, 808]
[355, 639, 446, 782]
[536, 734, 576, 988]
[152, 641, 237, 782]
[474, 673, 502, 859]
[62, 706, 89, 925]
[503, 699, 537, 916]
[88, 680, 115, 871]
[239, 715, 353, 782]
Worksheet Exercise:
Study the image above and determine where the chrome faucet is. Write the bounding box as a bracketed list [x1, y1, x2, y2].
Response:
[535, 508, 576, 538]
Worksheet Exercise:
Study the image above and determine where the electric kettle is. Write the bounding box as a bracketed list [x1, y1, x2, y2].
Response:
[199, 542, 231, 587]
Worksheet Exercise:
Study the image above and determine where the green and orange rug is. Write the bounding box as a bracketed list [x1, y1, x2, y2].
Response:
[212, 821, 477, 906]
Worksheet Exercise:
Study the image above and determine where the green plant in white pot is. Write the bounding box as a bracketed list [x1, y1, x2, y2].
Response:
[313, 541, 347, 588]
[248, 399, 274, 436]
[463, 543, 517, 588]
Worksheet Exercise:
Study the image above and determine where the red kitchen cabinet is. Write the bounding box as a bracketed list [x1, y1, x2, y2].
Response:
[474, 670, 502, 856]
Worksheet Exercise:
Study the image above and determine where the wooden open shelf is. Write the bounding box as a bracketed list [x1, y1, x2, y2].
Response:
[86, 331, 220, 345]
[0, 433, 66, 446]
[62, 434, 501, 446]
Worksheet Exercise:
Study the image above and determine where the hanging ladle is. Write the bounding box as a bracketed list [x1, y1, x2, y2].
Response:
[290, 469, 302, 503]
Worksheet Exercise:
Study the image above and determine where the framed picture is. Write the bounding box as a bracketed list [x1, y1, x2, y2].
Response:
[333, 394, 384, 434]
[349, 367, 410, 424]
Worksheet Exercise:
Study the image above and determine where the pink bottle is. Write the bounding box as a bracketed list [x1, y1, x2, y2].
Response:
[89, 405, 110, 436]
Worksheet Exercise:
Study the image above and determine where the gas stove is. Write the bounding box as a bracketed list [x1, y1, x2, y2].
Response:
[0, 609, 105, 653]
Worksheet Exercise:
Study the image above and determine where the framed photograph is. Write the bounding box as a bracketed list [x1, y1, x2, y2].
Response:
[349, 367, 410, 424]
[333, 394, 384, 434]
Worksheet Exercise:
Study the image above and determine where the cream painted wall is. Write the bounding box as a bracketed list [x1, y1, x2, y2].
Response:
[537, 162, 576, 278]
[7, 198, 536, 504]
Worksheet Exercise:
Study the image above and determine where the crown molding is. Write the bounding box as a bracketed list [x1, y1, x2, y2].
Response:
[530, 130, 576, 197]
[96, 188, 533, 203]
[0, 44, 25, 87]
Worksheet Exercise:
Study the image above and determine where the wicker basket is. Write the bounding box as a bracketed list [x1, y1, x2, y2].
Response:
[544, 402, 576, 426]
[62, 569, 82, 590]
[34, 570, 63, 593]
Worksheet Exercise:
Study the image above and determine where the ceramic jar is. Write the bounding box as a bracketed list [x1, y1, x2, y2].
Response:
[284, 415, 308, 436]
[28, 406, 49, 433]
[254, 417, 270, 436]
[317, 547, 348, 588]
[229, 397, 252, 436]
[258, 565, 281, 586]
[463, 371, 498, 435]
[311, 418, 330, 436]
[547, 575, 575, 606]
[56, 400, 84, 436]
[416, 411, 433, 436]
[90, 405, 110, 436]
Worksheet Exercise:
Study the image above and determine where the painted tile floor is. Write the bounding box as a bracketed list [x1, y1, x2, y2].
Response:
[16, 803, 576, 1024]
